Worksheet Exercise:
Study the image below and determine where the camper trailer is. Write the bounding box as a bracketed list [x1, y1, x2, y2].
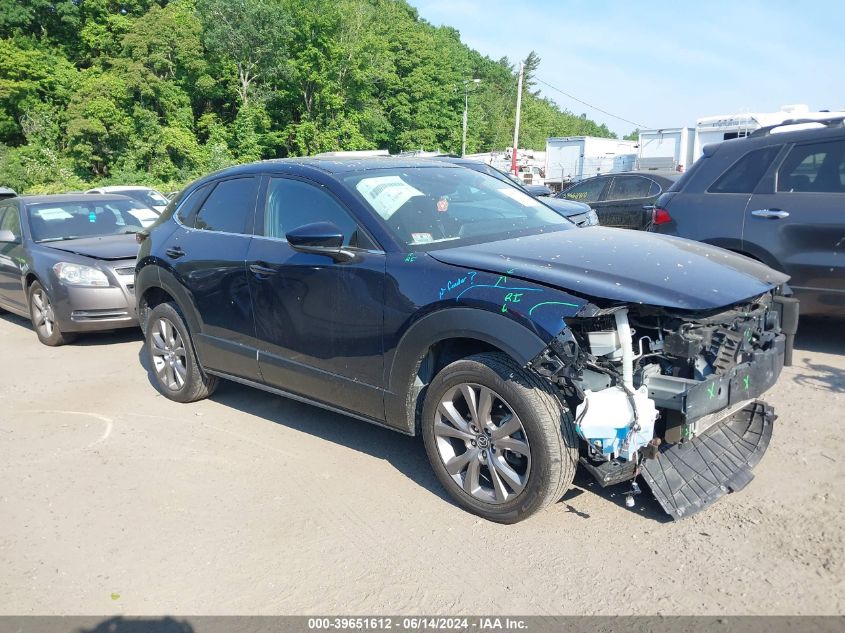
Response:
[693, 104, 845, 157]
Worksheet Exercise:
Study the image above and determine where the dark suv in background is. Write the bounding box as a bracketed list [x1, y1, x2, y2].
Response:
[650, 117, 845, 316]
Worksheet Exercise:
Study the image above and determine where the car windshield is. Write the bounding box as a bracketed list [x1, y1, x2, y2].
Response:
[121, 189, 169, 208]
[27, 200, 147, 242]
[343, 167, 570, 248]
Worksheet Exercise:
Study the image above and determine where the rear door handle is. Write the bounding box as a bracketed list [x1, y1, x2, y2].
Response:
[751, 209, 790, 219]
[165, 246, 185, 259]
[249, 263, 278, 276]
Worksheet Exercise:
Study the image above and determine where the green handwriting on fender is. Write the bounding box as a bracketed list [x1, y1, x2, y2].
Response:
[439, 271, 478, 300]
[501, 292, 524, 313]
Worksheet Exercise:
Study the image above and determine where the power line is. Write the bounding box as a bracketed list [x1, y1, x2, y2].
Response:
[534, 77, 647, 130]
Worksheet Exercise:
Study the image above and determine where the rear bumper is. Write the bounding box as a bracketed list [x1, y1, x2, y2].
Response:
[641, 401, 775, 519]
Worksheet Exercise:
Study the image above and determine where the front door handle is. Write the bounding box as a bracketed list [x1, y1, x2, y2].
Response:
[249, 263, 278, 276]
[165, 246, 185, 259]
[751, 209, 790, 219]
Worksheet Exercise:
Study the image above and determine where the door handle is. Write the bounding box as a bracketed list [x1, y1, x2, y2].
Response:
[751, 209, 790, 219]
[165, 246, 185, 259]
[249, 263, 278, 276]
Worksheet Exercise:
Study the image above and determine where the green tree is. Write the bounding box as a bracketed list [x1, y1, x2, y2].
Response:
[197, 0, 290, 107]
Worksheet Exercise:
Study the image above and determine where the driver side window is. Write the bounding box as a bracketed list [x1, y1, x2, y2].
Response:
[265, 178, 368, 247]
[0, 205, 22, 239]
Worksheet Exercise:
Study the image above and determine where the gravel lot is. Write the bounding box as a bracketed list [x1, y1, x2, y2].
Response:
[1, 311, 843, 616]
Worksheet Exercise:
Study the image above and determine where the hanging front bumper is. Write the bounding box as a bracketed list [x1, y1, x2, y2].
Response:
[640, 400, 775, 520]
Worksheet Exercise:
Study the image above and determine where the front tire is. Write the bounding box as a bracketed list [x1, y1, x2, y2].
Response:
[28, 281, 74, 346]
[421, 352, 578, 523]
[146, 301, 218, 403]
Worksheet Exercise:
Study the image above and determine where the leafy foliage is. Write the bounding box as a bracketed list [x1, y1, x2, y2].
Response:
[0, 0, 615, 192]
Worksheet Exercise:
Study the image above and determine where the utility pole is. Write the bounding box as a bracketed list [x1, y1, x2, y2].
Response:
[461, 78, 480, 157]
[511, 61, 524, 176]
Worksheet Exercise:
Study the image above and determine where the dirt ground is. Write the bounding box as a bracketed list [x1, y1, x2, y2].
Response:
[0, 311, 843, 616]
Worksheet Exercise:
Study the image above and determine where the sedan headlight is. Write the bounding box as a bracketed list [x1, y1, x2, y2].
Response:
[584, 209, 600, 226]
[53, 262, 110, 287]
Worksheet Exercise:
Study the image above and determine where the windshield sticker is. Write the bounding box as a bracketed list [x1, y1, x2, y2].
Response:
[410, 232, 433, 244]
[436, 197, 449, 212]
[356, 176, 423, 220]
[496, 187, 543, 207]
[33, 208, 73, 221]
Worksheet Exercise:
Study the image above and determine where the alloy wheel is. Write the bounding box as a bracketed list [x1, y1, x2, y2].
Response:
[31, 288, 55, 339]
[433, 383, 531, 504]
[150, 317, 188, 391]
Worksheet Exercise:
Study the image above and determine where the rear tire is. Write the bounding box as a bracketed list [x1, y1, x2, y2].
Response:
[28, 281, 75, 346]
[421, 352, 578, 523]
[146, 301, 218, 402]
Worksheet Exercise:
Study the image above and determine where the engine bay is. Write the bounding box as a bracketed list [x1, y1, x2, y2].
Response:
[529, 290, 798, 503]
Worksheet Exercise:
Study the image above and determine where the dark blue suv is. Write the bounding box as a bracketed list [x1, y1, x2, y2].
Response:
[136, 158, 796, 522]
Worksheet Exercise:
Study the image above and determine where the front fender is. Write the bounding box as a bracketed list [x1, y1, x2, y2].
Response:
[384, 307, 552, 434]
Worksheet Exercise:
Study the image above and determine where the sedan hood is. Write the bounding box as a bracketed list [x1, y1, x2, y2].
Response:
[542, 197, 591, 217]
[42, 234, 139, 261]
[428, 228, 789, 311]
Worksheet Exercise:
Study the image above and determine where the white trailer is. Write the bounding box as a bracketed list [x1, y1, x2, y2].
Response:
[636, 128, 695, 172]
[545, 137, 638, 189]
[693, 104, 845, 157]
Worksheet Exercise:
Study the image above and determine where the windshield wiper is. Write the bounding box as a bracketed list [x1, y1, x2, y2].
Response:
[37, 236, 81, 243]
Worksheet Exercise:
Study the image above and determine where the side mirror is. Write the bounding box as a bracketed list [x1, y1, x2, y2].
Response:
[286, 222, 353, 262]
[0, 229, 19, 244]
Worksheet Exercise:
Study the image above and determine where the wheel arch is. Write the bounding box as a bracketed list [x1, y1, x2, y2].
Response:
[136, 265, 201, 336]
[24, 272, 40, 292]
[384, 308, 549, 435]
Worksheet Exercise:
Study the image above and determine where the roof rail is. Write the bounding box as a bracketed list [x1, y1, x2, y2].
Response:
[749, 116, 845, 138]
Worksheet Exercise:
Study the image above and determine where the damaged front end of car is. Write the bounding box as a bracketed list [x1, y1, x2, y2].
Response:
[529, 290, 799, 519]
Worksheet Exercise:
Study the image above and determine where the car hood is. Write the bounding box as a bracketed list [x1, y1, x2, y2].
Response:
[542, 197, 591, 217]
[41, 234, 139, 261]
[428, 228, 789, 311]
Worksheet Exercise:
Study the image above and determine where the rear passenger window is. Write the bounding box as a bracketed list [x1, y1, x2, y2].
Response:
[606, 176, 653, 200]
[193, 178, 258, 233]
[708, 146, 781, 194]
[559, 177, 608, 203]
[777, 140, 845, 193]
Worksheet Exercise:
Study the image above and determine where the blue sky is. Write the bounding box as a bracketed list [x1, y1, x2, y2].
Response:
[407, 0, 845, 137]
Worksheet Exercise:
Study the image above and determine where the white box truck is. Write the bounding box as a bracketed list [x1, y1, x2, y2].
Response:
[636, 128, 695, 172]
[545, 137, 638, 190]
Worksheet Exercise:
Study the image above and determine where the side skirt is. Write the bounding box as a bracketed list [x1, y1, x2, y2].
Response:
[205, 369, 413, 436]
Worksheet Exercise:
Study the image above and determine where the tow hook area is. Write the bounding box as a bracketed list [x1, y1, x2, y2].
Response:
[640, 400, 776, 520]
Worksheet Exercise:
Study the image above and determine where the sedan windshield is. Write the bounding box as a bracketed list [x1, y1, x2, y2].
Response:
[121, 189, 169, 208]
[27, 200, 147, 242]
[343, 167, 570, 248]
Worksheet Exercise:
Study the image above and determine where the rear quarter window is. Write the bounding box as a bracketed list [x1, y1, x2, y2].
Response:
[174, 183, 212, 225]
[707, 145, 781, 194]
